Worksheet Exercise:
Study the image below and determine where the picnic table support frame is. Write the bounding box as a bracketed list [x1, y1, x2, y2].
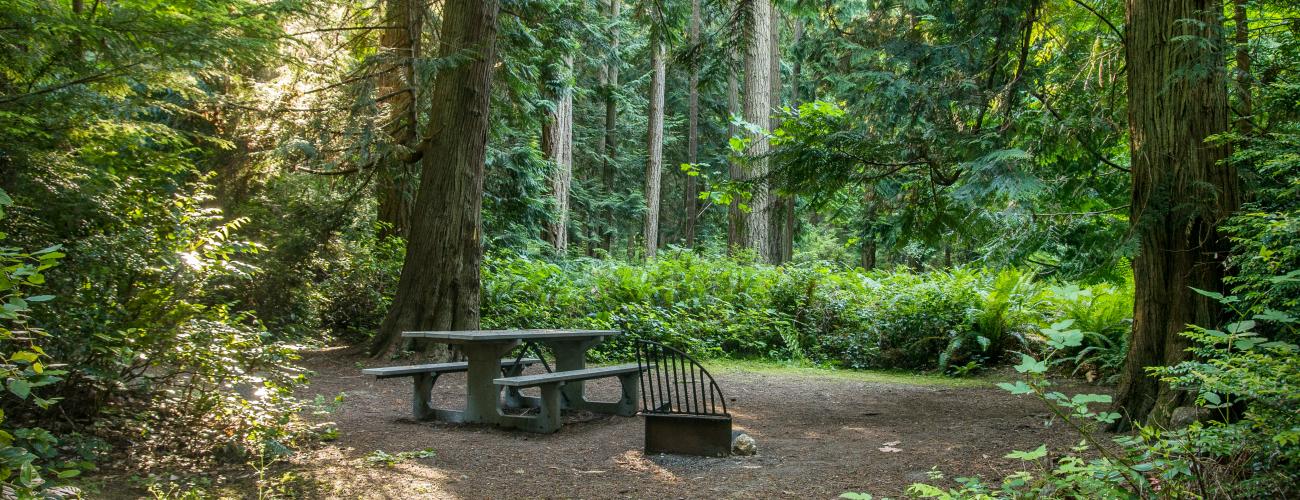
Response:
[460, 340, 522, 425]
[551, 338, 603, 408]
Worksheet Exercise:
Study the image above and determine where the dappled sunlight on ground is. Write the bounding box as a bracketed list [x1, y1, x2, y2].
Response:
[254, 347, 1104, 498]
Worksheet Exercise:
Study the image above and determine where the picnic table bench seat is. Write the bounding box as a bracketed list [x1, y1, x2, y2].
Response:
[362, 358, 540, 379]
[364, 358, 540, 420]
[493, 363, 644, 433]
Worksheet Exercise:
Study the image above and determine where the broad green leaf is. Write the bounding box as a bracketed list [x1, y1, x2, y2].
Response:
[1254, 309, 1297, 324]
[1070, 394, 1111, 405]
[7, 379, 31, 399]
[9, 351, 38, 363]
[1014, 354, 1047, 374]
[1005, 444, 1047, 461]
[997, 381, 1034, 395]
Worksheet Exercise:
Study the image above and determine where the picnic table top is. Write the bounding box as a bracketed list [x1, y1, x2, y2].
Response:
[400, 329, 620, 342]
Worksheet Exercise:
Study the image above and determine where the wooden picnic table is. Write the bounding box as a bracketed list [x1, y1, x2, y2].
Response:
[400, 329, 624, 429]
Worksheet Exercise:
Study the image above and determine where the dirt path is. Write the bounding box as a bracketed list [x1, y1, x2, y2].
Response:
[272, 347, 1090, 499]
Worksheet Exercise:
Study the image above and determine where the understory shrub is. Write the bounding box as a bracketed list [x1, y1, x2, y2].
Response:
[851, 272, 1299, 499]
[477, 251, 1129, 373]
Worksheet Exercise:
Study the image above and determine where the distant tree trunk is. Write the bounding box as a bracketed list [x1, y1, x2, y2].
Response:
[1111, 0, 1240, 428]
[726, 52, 742, 252]
[601, 0, 621, 252]
[542, 57, 574, 252]
[780, 18, 804, 263]
[370, 0, 499, 357]
[1233, 0, 1251, 134]
[861, 186, 877, 270]
[683, 0, 701, 248]
[643, 34, 666, 259]
[376, 0, 420, 239]
[741, 0, 773, 261]
[768, 8, 793, 264]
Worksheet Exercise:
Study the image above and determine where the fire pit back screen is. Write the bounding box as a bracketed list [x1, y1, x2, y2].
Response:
[635, 340, 733, 457]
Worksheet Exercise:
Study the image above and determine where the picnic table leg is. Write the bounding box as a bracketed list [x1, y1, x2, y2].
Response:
[461, 340, 521, 424]
[548, 337, 604, 407]
[412, 373, 437, 420]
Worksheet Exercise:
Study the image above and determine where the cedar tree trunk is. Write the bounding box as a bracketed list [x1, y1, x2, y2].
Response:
[376, 0, 421, 239]
[542, 56, 574, 252]
[643, 34, 666, 259]
[741, 0, 773, 261]
[370, 0, 499, 357]
[1112, 0, 1241, 428]
[683, 0, 701, 248]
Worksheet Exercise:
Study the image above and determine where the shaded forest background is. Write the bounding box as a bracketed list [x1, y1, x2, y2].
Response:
[1, 0, 1298, 497]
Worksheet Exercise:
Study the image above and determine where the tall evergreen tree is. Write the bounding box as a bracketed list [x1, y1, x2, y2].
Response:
[1111, 0, 1242, 427]
[376, 0, 421, 239]
[740, 0, 773, 261]
[371, 0, 500, 356]
[643, 31, 667, 258]
[543, 56, 575, 252]
[683, 0, 701, 248]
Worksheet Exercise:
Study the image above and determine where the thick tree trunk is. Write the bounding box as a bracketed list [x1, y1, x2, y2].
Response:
[370, 0, 499, 357]
[643, 35, 666, 259]
[683, 0, 701, 248]
[768, 8, 793, 264]
[741, 0, 773, 262]
[1112, 0, 1240, 428]
[726, 54, 742, 252]
[542, 57, 574, 252]
[601, 0, 620, 252]
[376, 0, 421, 239]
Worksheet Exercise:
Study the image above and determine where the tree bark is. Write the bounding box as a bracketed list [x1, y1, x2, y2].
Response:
[643, 34, 666, 259]
[768, 7, 793, 264]
[1233, 0, 1251, 134]
[370, 0, 499, 357]
[741, 0, 773, 262]
[601, 0, 621, 252]
[683, 0, 701, 248]
[1112, 0, 1240, 428]
[726, 51, 742, 252]
[376, 0, 421, 239]
[861, 186, 877, 270]
[780, 18, 804, 264]
[542, 56, 574, 252]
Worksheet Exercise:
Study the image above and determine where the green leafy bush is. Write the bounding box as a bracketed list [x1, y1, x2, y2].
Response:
[476, 252, 1109, 374]
[0, 190, 84, 495]
[1045, 279, 1133, 383]
[856, 277, 1299, 499]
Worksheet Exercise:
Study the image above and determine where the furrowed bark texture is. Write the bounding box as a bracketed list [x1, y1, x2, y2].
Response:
[1112, 0, 1240, 428]
[726, 53, 741, 251]
[643, 35, 666, 259]
[370, 0, 499, 357]
[601, 0, 620, 252]
[1233, 0, 1251, 134]
[542, 56, 574, 252]
[376, 0, 421, 239]
[741, 0, 773, 262]
[768, 6, 792, 263]
[683, 0, 700, 248]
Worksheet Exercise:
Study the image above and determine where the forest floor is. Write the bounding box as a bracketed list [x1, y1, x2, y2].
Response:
[98, 347, 1103, 498]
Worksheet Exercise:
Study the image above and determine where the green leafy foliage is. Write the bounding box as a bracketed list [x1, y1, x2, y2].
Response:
[869, 274, 1300, 499]
[0, 189, 84, 496]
